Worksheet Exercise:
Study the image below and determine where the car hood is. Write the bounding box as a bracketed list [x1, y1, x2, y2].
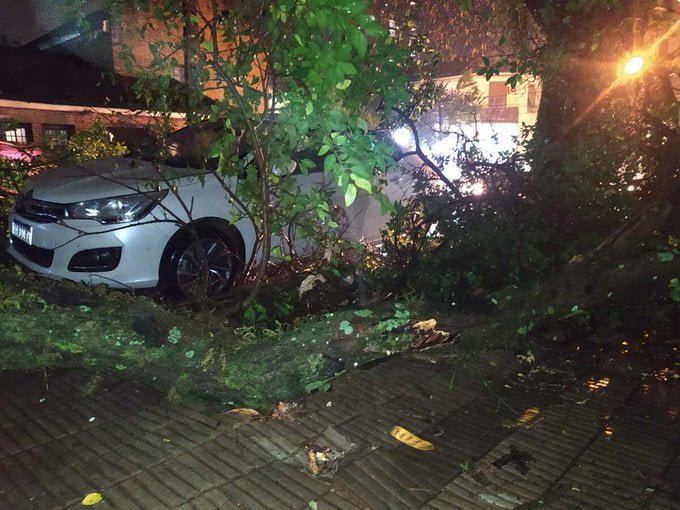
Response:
[27, 158, 206, 203]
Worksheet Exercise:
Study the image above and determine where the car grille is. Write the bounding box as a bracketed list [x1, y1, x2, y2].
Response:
[11, 236, 55, 268]
[15, 191, 67, 223]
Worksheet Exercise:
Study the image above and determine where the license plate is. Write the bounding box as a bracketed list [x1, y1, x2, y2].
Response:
[11, 219, 33, 245]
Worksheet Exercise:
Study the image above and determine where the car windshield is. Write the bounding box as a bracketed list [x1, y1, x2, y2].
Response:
[138, 122, 321, 174]
[137, 122, 234, 170]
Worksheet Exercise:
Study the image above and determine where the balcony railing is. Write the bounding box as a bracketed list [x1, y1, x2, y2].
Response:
[480, 106, 519, 123]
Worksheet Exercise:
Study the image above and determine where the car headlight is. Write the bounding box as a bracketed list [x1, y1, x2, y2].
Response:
[67, 190, 168, 224]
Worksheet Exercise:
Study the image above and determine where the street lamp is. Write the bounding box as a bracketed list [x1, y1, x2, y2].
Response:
[622, 55, 644, 76]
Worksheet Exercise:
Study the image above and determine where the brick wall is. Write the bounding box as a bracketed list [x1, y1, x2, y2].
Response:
[110, 0, 242, 102]
[0, 104, 184, 147]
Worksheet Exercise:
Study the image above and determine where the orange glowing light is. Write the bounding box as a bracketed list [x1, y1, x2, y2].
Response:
[623, 55, 644, 75]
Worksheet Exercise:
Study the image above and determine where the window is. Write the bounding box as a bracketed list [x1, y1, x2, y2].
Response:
[2, 123, 33, 145]
[527, 84, 538, 113]
[172, 65, 185, 83]
[481, 82, 518, 123]
[43, 124, 75, 146]
[107, 126, 152, 155]
[388, 19, 397, 38]
[488, 82, 508, 108]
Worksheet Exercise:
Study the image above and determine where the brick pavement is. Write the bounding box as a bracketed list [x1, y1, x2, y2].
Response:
[1, 349, 678, 509]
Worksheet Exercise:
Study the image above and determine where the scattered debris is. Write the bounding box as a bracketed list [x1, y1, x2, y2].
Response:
[516, 351, 536, 363]
[271, 401, 298, 420]
[409, 318, 453, 350]
[587, 376, 610, 391]
[226, 408, 260, 417]
[478, 491, 524, 508]
[411, 319, 437, 331]
[305, 444, 345, 476]
[492, 446, 533, 475]
[299, 274, 327, 297]
[390, 425, 435, 450]
[515, 407, 541, 427]
[81, 492, 103, 506]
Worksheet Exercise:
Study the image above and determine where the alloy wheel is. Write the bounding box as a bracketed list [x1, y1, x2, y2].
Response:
[175, 237, 235, 299]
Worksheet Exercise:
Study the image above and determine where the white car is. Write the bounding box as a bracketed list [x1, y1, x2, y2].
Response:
[8, 126, 413, 298]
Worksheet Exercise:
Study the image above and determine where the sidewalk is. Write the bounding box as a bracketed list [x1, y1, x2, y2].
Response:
[1, 347, 678, 509]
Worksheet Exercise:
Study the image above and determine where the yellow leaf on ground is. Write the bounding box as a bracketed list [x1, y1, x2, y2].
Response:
[411, 319, 437, 331]
[226, 408, 260, 417]
[516, 407, 541, 426]
[299, 274, 327, 297]
[390, 426, 434, 450]
[81, 492, 103, 506]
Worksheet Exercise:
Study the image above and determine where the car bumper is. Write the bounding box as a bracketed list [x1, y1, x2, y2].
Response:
[7, 211, 177, 289]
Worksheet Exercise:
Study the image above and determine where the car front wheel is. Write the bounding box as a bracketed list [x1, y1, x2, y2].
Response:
[162, 228, 241, 300]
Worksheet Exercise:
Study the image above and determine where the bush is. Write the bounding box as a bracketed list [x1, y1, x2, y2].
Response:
[43, 120, 127, 164]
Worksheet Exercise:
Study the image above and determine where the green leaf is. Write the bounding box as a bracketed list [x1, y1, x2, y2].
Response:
[657, 252, 674, 262]
[305, 380, 331, 393]
[564, 309, 588, 320]
[203, 40, 214, 52]
[324, 154, 337, 173]
[344, 183, 357, 206]
[354, 309, 374, 318]
[351, 174, 372, 194]
[318, 145, 331, 156]
[272, 246, 282, 257]
[305, 102, 314, 115]
[336, 79, 352, 90]
[299, 158, 316, 170]
[350, 27, 368, 58]
[339, 320, 354, 335]
[356, 117, 368, 132]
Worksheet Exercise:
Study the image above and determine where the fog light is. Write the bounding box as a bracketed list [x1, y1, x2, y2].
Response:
[68, 247, 122, 272]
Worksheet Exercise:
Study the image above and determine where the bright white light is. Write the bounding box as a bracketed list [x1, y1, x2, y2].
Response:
[626, 184, 636, 192]
[391, 126, 413, 148]
[429, 137, 456, 158]
[623, 55, 644, 75]
[471, 182, 485, 195]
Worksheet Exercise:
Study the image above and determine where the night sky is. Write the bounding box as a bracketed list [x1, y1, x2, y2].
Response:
[0, 0, 103, 45]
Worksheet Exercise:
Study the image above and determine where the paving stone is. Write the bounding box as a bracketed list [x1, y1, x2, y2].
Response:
[1, 353, 677, 510]
[215, 480, 271, 509]
[97, 483, 145, 510]
[232, 473, 295, 508]
[131, 470, 187, 508]
[245, 468, 310, 508]
[161, 457, 216, 493]
[147, 464, 200, 500]
[317, 489, 365, 510]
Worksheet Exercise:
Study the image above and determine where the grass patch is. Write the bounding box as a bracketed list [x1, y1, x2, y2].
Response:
[0, 264, 438, 409]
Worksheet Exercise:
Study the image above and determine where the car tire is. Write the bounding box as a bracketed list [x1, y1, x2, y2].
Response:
[160, 226, 242, 300]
